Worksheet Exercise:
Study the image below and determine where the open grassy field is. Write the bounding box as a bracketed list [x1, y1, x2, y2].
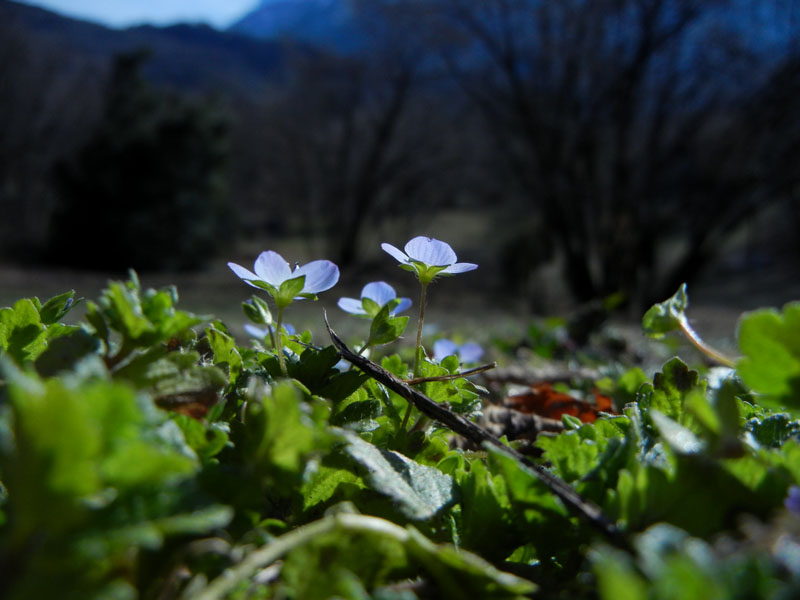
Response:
[3, 205, 798, 362]
[2, 245, 797, 374]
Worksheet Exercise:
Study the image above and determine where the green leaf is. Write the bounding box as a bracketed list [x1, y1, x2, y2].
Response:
[95, 276, 206, 348]
[249, 279, 279, 298]
[280, 522, 408, 600]
[649, 410, 705, 455]
[745, 413, 800, 448]
[266, 345, 367, 402]
[173, 415, 230, 461]
[591, 547, 649, 600]
[453, 458, 523, 562]
[642, 283, 688, 339]
[332, 399, 382, 431]
[0, 361, 201, 549]
[361, 296, 381, 318]
[412, 262, 449, 284]
[368, 304, 409, 347]
[441, 354, 460, 373]
[278, 513, 536, 600]
[381, 354, 409, 377]
[38, 290, 80, 325]
[238, 380, 332, 489]
[205, 326, 243, 384]
[276, 275, 306, 307]
[151, 504, 233, 536]
[99, 438, 198, 490]
[115, 350, 227, 409]
[84, 300, 110, 348]
[404, 527, 537, 599]
[0, 298, 47, 363]
[737, 302, 800, 408]
[34, 328, 101, 377]
[484, 445, 572, 552]
[243, 295, 273, 325]
[108, 282, 152, 340]
[638, 358, 704, 422]
[536, 429, 600, 482]
[683, 379, 744, 456]
[343, 431, 456, 520]
[301, 456, 366, 511]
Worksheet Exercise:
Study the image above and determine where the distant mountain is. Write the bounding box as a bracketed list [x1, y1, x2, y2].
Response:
[0, 0, 290, 97]
[229, 0, 362, 52]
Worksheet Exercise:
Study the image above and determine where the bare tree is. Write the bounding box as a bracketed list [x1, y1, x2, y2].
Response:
[405, 0, 796, 307]
[243, 1, 472, 267]
[0, 19, 103, 256]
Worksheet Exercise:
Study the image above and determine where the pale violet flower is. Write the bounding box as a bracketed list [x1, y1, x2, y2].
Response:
[244, 323, 295, 339]
[786, 486, 800, 515]
[433, 339, 484, 364]
[229, 251, 337, 376]
[244, 323, 268, 339]
[228, 250, 339, 307]
[338, 281, 412, 318]
[381, 236, 477, 284]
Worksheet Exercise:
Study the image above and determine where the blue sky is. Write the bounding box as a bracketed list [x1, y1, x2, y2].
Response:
[17, 0, 260, 28]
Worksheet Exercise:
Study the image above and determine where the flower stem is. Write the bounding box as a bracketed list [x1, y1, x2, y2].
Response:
[275, 305, 288, 377]
[412, 282, 428, 378]
[403, 361, 497, 385]
[188, 513, 411, 600]
[402, 282, 429, 430]
[678, 317, 736, 368]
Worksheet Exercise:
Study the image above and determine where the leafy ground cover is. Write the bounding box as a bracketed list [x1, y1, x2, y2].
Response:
[1, 248, 800, 599]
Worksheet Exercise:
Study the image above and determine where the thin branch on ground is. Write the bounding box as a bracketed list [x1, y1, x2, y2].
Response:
[324, 311, 630, 549]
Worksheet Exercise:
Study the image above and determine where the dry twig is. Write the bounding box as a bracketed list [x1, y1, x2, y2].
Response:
[324, 312, 629, 548]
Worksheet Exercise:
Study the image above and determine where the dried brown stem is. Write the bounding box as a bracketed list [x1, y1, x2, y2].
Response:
[403, 362, 497, 385]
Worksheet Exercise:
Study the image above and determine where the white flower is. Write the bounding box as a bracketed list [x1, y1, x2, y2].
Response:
[228, 250, 339, 303]
[381, 236, 477, 284]
[338, 281, 411, 317]
[244, 323, 295, 338]
[433, 339, 484, 364]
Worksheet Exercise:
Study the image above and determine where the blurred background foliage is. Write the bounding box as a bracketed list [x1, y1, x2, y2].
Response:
[0, 0, 798, 311]
[48, 50, 232, 271]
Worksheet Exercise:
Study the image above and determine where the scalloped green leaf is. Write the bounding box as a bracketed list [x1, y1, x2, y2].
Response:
[0, 298, 47, 363]
[343, 431, 456, 520]
[205, 326, 242, 384]
[638, 358, 704, 422]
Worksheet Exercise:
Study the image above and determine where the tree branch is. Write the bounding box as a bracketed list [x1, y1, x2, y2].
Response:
[324, 311, 630, 549]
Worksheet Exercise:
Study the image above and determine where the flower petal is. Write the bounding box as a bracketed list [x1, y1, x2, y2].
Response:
[441, 262, 478, 274]
[294, 260, 340, 293]
[433, 338, 458, 362]
[253, 251, 292, 286]
[381, 242, 411, 264]
[393, 297, 412, 314]
[228, 262, 261, 288]
[458, 342, 484, 363]
[404, 236, 457, 266]
[244, 323, 269, 338]
[338, 297, 366, 315]
[362, 281, 396, 306]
